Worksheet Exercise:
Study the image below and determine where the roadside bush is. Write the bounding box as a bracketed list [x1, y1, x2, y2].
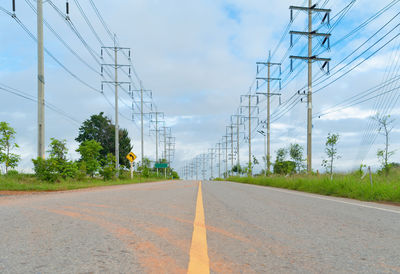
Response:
[5, 170, 19, 177]
[100, 153, 116, 180]
[32, 157, 59, 182]
[76, 140, 102, 177]
[60, 161, 80, 180]
[274, 161, 296, 175]
[32, 138, 80, 182]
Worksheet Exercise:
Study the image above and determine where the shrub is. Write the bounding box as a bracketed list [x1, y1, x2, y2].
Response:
[274, 161, 296, 175]
[76, 140, 102, 177]
[5, 170, 19, 177]
[32, 157, 59, 182]
[100, 153, 116, 180]
[60, 161, 80, 180]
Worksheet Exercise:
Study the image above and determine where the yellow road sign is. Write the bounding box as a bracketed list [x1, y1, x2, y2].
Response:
[126, 152, 137, 162]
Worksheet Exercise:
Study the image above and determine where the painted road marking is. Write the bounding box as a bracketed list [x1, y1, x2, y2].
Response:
[259, 185, 400, 215]
[187, 181, 210, 274]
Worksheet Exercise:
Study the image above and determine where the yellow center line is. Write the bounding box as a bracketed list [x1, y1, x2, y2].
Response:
[187, 181, 210, 274]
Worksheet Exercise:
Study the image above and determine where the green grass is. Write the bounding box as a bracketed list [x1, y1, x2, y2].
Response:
[225, 169, 400, 203]
[0, 173, 169, 192]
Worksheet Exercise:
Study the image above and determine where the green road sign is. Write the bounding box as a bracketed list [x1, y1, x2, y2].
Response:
[155, 163, 168, 168]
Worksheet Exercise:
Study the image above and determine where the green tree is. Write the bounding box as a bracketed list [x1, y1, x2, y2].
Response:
[48, 138, 79, 179]
[289, 143, 304, 173]
[48, 138, 68, 163]
[273, 147, 295, 175]
[77, 140, 103, 177]
[373, 114, 395, 175]
[32, 138, 79, 181]
[100, 153, 116, 180]
[76, 112, 133, 168]
[322, 133, 340, 177]
[137, 157, 152, 178]
[0, 122, 20, 173]
[274, 161, 296, 175]
[231, 164, 244, 175]
[275, 148, 287, 163]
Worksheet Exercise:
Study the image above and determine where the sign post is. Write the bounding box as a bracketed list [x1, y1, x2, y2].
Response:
[155, 163, 168, 179]
[126, 152, 137, 179]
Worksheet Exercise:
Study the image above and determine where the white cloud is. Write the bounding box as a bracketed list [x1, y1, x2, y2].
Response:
[319, 107, 374, 121]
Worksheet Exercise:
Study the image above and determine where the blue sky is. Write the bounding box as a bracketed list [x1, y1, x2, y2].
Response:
[0, 0, 400, 175]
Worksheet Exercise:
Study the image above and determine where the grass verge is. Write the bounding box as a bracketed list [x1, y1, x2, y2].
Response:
[225, 170, 400, 203]
[0, 174, 168, 192]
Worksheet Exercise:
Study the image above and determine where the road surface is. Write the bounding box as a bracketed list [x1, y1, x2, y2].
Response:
[0, 180, 399, 273]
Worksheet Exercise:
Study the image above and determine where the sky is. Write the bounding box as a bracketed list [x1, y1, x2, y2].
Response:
[0, 0, 400, 176]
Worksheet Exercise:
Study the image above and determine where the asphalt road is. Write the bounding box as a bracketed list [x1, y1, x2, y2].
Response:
[0, 180, 399, 273]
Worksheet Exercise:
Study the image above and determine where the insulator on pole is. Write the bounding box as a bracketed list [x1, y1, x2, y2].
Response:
[290, 34, 293, 48]
[129, 67, 131, 75]
[290, 9, 293, 22]
[66, 1, 69, 15]
[101, 66, 103, 76]
[290, 59, 293, 72]
[256, 80, 259, 90]
[279, 95, 282, 105]
[279, 80, 282, 90]
[101, 83, 104, 92]
[12, 0, 16, 13]
[101, 49, 103, 59]
[322, 13, 328, 24]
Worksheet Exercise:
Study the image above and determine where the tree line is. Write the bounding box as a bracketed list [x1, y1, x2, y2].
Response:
[0, 112, 179, 181]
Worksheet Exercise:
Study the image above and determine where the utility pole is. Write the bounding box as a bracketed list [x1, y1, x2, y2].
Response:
[150, 112, 164, 174]
[131, 87, 152, 164]
[195, 157, 199, 181]
[231, 114, 243, 175]
[289, 1, 331, 173]
[101, 40, 131, 177]
[227, 125, 235, 176]
[217, 142, 222, 178]
[257, 129, 267, 176]
[37, 0, 45, 159]
[201, 154, 207, 180]
[113, 35, 119, 175]
[223, 135, 229, 178]
[256, 54, 281, 173]
[166, 135, 176, 176]
[141, 85, 144, 164]
[209, 148, 215, 180]
[240, 95, 259, 176]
